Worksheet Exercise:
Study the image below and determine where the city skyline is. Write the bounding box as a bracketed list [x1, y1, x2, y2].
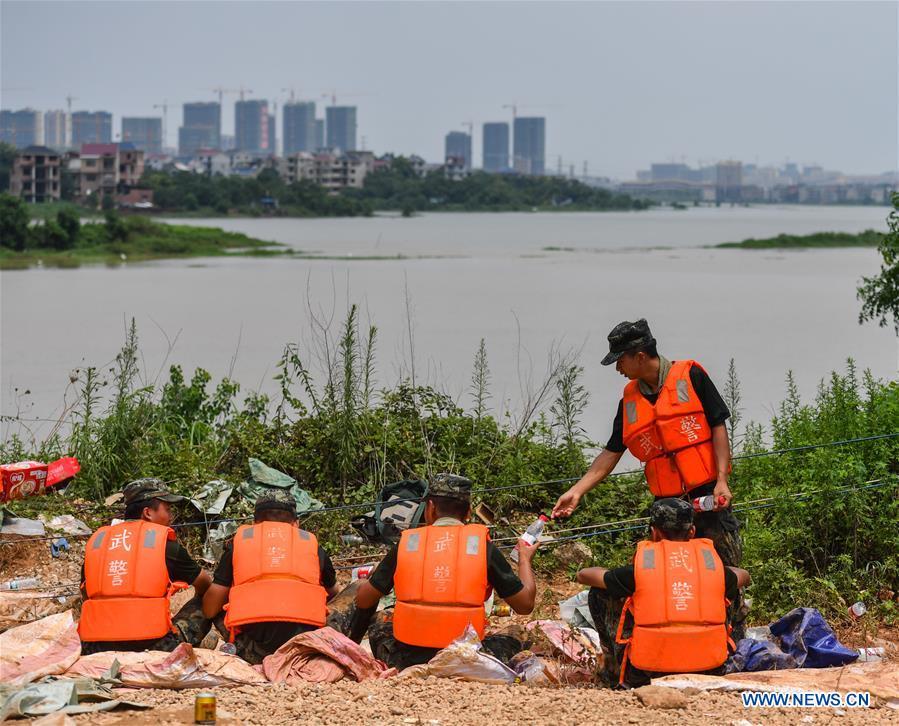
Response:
[2, 1, 895, 178]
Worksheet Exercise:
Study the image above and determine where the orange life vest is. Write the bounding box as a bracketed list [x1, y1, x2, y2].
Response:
[393, 523, 490, 649]
[80, 520, 180, 642]
[224, 521, 327, 633]
[616, 538, 729, 682]
[621, 359, 717, 497]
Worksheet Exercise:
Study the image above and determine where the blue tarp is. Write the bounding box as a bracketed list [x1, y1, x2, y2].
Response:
[769, 607, 859, 668]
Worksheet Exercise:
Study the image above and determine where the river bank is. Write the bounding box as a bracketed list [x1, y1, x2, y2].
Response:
[0, 211, 282, 270]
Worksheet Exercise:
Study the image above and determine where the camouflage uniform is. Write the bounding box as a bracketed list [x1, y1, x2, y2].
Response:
[588, 499, 739, 687]
[600, 319, 746, 637]
[358, 473, 525, 669]
[81, 479, 212, 655]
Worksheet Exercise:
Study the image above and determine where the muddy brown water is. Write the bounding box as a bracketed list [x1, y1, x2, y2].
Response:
[2, 206, 895, 451]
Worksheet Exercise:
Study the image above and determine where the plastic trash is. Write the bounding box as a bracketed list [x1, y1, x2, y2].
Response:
[1, 577, 40, 591]
[43, 515, 91, 536]
[744, 625, 771, 642]
[510, 652, 553, 684]
[219, 642, 237, 655]
[855, 647, 884, 662]
[0, 509, 46, 537]
[398, 625, 518, 684]
[50, 537, 70, 558]
[558, 590, 596, 629]
[848, 601, 867, 619]
[769, 607, 859, 668]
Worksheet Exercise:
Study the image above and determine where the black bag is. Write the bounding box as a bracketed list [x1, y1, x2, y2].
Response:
[350, 478, 429, 544]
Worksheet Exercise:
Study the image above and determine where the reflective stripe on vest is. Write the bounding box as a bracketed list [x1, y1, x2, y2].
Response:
[79, 520, 174, 642]
[393, 524, 489, 649]
[621, 359, 717, 496]
[225, 521, 327, 631]
[620, 539, 728, 676]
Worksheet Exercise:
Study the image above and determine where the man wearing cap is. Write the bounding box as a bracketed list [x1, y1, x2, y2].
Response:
[577, 498, 750, 688]
[79, 479, 213, 654]
[349, 473, 539, 669]
[553, 319, 742, 570]
[202, 490, 340, 664]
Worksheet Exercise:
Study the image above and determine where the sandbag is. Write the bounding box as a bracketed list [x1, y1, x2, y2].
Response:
[261, 626, 394, 684]
[65, 643, 267, 689]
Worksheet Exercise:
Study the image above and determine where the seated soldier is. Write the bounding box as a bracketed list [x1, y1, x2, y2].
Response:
[202, 490, 339, 664]
[350, 473, 539, 670]
[79, 479, 213, 654]
[577, 497, 750, 688]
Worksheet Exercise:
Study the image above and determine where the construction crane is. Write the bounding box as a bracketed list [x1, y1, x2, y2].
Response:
[65, 95, 78, 114]
[281, 87, 301, 103]
[320, 90, 368, 106]
[502, 102, 559, 120]
[211, 86, 253, 103]
[153, 100, 168, 150]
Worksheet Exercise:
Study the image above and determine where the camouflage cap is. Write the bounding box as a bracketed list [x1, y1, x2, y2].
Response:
[123, 478, 184, 506]
[254, 489, 297, 516]
[428, 473, 473, 502]
[649, 497, 694, 533]
[600, 318, 656, 366]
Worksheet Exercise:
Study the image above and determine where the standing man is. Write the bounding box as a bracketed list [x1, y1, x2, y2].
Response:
[552, 319, 741, 569]
[202, 490, 339, 664]
[80, 479, 213, 654]
[577, 498, 750, 688]
[350, 473, 539, 670]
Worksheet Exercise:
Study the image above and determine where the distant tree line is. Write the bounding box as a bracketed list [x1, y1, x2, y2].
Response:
[140, 168, 374, 217]
[344, 157, 649, 213]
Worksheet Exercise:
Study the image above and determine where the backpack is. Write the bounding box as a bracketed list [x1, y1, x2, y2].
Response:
[351, 478, 429, 544]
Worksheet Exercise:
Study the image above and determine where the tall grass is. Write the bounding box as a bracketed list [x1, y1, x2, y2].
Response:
[2, 316, 897, 623]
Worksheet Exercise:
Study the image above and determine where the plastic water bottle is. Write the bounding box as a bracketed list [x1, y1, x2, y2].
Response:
[0, 577, 40, 591]
[219, 642, 237, 655]
[856, 647, 884, 662]
[848, 601, 867, 619]
[510, 514, 549, 563]
[692, 495, 727, 512]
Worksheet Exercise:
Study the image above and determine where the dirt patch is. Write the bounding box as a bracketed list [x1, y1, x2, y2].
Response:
[71, 679, 896, 725]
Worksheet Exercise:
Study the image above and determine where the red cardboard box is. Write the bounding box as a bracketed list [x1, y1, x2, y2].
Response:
[1, 460, 49, 502]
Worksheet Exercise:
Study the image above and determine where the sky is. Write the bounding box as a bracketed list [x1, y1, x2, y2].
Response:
[1, 0, 897, 178]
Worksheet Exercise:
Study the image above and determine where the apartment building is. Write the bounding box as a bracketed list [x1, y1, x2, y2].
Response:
[9, 145, 62, 202]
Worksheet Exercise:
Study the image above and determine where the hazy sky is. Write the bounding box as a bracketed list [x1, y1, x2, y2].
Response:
[2, 1, 896, 177]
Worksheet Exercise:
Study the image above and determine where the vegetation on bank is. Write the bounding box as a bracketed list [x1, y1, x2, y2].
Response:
[2, 313, 897, 626]
[141, 168, 374, 217]
[858, 193, 899, 334]
[717, 229, 885, 249]
[0, 193, 279, 269]
[345, 157, 648, 213]
[139, 160, 647, 216]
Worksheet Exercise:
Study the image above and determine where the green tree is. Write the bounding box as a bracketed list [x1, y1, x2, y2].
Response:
[0, 142, 16, 192]
[104, 210, 128, 242]
[56, 207, 80, 248]
[0, 192, 31, 251]
[39, 219, 69, 250]
[101, 194, 115, 211]
[858, 193, 899, 333]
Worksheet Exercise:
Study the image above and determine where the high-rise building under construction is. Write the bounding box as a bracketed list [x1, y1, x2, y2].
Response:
[482, 122, 509, 172]
[512, 117, 545, 175]
[283, 101, 316, 154]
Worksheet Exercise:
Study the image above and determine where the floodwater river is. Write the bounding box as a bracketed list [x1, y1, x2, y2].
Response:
[1, 205, 895, 447]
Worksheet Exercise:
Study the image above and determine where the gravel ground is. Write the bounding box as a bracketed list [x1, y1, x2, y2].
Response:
[69, 678, 896, 726]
